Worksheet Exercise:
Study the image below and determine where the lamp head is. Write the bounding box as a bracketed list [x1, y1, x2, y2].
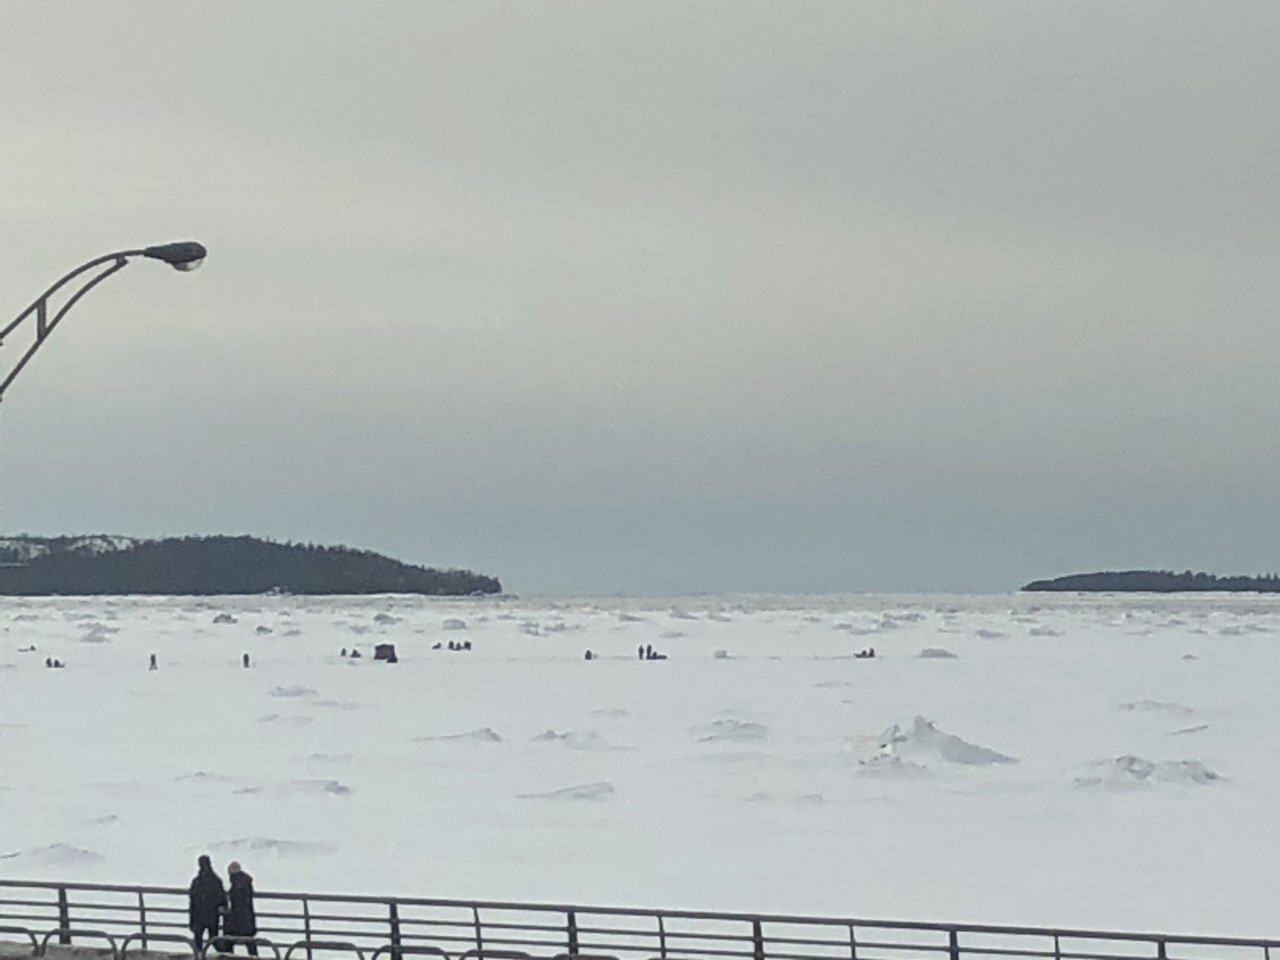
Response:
[142, 241, 207, 272]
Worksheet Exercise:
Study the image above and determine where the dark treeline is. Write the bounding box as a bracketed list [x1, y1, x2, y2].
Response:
[1022, 570, 1280, 593]
[0, 535, 501, 596]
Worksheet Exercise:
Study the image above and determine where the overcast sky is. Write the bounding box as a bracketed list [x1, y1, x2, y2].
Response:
[0, 2, 1277, 596]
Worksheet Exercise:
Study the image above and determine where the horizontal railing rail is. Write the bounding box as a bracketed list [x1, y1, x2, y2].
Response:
[0, 879, 1276, 960]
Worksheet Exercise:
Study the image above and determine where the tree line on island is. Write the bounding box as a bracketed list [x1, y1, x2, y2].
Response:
[1022, 570, 1280, 593]
[0, 534, 501, 596]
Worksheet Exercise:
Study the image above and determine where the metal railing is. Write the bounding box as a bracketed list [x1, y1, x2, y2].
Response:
[1, 879, 1277, 960]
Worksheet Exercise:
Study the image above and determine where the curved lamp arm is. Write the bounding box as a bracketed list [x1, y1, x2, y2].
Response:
[0, 241, 207, 401]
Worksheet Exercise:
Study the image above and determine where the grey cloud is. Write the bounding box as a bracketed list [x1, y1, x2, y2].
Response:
[1, 2, 1278, 593]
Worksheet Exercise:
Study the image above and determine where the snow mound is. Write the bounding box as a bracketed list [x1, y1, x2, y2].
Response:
[270, 779, 352, 797]
[79, 622, 119, 643]
[543, 621, 580, 633]
[857, 755, 932, 778]
[173, 771, 242, 784]
[209, 837, 337, 858]
[270, 684, 319, 698]
[0, 843, 105, 866]
[695, 719, 769, 743]
[1028, 626, 1062, 637]
[872, 716, 1017, 766]
[746, 791, 825, 804]
[442, 618, 467, 631]
[518, 781, 615, 802]
[974, 628, 1007, 639]
[919, 647, 958, 659]
[1118, 700, 1195, 716]
[257, 713, 314, 726]
[530, 729, 605, 748]
[373, 613, 399, 625]
[1076, 755, 1223, 787]
[417, 727, 503, 743]
[531, 729, 572, 742]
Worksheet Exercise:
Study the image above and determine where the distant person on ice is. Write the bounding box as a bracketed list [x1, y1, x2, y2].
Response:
[149, 653, 158, 671]
[242, 653, 251, 668]
[223, 861, 258, 955]
[188, 854, 226, 952]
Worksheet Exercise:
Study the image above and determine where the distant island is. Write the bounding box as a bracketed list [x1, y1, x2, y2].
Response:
[0, 534, 501, 596]
[1022, 570, 1280, 593]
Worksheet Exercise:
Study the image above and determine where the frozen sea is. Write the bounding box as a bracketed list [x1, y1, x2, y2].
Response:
[2, 592, 1279, 937]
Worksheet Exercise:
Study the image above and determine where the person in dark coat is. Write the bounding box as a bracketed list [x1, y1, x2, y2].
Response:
[223, 861, 258, 955]
[188, 854, 226, 952]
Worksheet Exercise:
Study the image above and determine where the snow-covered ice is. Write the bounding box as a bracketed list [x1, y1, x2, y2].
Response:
[2, 592, 1280, 936]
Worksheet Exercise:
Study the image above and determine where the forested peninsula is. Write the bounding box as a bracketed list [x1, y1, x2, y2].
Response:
[0, 535, 501, 596]
[1022, 570, 1280, 593]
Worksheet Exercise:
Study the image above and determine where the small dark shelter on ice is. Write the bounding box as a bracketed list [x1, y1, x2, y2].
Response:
[374, 642, 398, 663]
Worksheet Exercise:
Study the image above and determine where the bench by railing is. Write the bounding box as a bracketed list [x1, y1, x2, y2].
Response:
[1, 879, 1277, 960]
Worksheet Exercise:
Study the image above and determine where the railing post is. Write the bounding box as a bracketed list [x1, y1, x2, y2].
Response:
[657, 914, 667, 960]
[303, 898, 313, 960]
[472, 906, 484, 957]
[388, 902, 402, 958]
[138, 891, 148, 951]
[949, 929, 960, 960]
[1053, 936, 1060, 960]
[567, 910, 579, 956]
[849, 926, 858, 960]
[1157, 942, 1167, 960]
[57, 887, 70, 945]
[752, 919, 765, 960]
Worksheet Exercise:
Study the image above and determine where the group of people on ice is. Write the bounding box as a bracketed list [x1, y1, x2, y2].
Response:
[188, 856, 258, 954]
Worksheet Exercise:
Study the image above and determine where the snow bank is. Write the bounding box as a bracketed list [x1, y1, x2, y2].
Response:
[0, 843, 105, 866]
[270, 684, 319, 698]
[518, 781, 615, 802]
[1076, 756, 1223, 787]
[417, 727, 504, 743]
[867, 716, 1016, 766]
[1118, 700, 1196, 716]
[694, 718, 769, 742]
[209, 837, 337, 858]
[530, 729, 605, 748]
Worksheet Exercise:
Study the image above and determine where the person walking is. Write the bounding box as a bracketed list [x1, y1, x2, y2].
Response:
[223, 861, 258, 955]
[188, 855, 226, 953]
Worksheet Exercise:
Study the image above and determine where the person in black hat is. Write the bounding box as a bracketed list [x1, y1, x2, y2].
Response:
[188, 854, 226, 952]
[223, 861, 258, 955]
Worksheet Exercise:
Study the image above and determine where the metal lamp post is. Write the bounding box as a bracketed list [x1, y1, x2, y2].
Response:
[0, 241, 208, 400]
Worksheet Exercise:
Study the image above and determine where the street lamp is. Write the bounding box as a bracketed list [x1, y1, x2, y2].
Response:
[0, 241, 208, 401]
